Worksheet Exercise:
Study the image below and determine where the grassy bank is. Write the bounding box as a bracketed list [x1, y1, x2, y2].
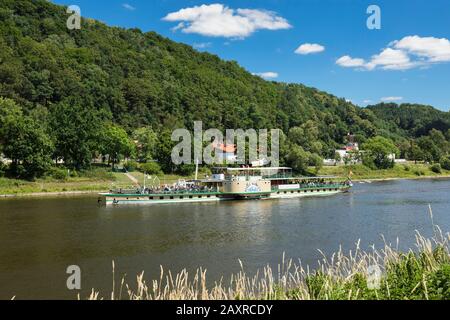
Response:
[0, 171, 131, 196]
[0, 170, 207, 197]
[89, 221, 450, 300]
[1, 164, 449, 197]
[318, 163, 450, 181]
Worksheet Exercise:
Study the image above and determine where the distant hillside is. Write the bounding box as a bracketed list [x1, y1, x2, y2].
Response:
[0, 1, 381, 148]
[368, 103, 450, 138]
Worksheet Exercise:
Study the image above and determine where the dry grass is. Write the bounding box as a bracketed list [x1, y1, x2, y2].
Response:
[87, 207, 450, 301]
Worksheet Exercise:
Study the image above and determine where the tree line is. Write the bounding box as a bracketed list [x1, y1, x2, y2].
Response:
[0, 0, 449, 179]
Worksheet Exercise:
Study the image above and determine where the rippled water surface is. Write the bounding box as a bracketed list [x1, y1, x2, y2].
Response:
[0, 178, 449, 299]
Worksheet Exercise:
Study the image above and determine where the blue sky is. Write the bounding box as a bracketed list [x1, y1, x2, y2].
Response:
[54, 0, 450, 111]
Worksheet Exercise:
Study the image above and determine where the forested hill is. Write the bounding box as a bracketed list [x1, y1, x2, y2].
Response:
[367, 103, 450, 138]
[0, 0, 377, 143]
[0, 0, 449, 178]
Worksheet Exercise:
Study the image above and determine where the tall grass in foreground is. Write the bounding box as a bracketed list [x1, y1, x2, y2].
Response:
[89, 209, 450, 300]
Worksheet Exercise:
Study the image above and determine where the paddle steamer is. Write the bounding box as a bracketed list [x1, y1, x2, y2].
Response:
[99, 167, 352, 206]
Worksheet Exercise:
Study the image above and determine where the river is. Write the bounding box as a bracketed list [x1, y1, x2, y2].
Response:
[0, 178, 449, 299]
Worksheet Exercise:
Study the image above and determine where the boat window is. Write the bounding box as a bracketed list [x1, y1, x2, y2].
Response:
[160, 196, 164, 200]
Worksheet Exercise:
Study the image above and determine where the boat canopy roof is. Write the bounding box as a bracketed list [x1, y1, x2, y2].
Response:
[213, 167, 292, 172]
[292, 176, 339, 180]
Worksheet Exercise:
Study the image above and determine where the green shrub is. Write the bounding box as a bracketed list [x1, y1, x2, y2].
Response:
[440, 157, 450, 171]
[403, 165, 411, 172]
[175, 164, 196, 176]
[199, 166, 212, 177]
[49, 167, 69, 181]
[414, 169, 425, 176]
[124, 161, 139, 172]
[139, 162, 162, 175]
[428, 264, 450, 300]
[430, 163, 442, 174]
[69, 170, 79, 178]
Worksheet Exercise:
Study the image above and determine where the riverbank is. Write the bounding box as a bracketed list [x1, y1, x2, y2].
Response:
[1, 164, 449, 198]
[89, 226, 450, 300]
[0, 173, 128, 198]
[318, 163, 450, 181]
[0, 171, 205, 199]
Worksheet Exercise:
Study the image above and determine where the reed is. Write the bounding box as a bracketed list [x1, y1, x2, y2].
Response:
[88, 209, 450, 301]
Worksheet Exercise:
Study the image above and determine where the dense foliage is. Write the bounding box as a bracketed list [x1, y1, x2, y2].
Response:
[0, 0, 449, 179]
[362, 136, 399, 169]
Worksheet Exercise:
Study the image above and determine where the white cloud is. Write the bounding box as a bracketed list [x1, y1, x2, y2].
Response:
[336, 35, 450, 71]
[392, 35, 450, 62]
[295, 43, 325, 55]
[381, 96, 403, 102]
[363, 99, 373, 104]
[336, 55, 367, 68]
[122, 3, 136, 11]
[163, 4, 291, 38]
[253, 72, 279, 79]
[370, 48, 415, 70]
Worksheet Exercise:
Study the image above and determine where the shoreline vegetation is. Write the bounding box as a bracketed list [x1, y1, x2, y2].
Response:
[1, 164, 450, 199]
[88, 218, 450, 300]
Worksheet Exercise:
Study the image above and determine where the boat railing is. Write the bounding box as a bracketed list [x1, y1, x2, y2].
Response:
[152, 189, 219, 195]
[271, 183, 348, 192]
[263, 173, 294, 179]
[110, 188, 220, 196]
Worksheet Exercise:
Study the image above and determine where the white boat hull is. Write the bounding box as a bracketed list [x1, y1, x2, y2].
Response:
[100, 188, 347, 206]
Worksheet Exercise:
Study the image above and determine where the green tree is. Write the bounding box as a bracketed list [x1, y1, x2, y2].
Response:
[99, 124, 135, 170]
[132, 127, 158, 162]
[408, 144, 425, 164]
[309, 153, 323, 173]
[0, 97, 22, 148]
[0, 98, 53, 179]
[155, 130, 177, 173]
[429, 129, 449, 157]
[417, 135, 441, 163]
[362, 136, 399, 169]
[288, 121, 322, 154]
[441, 156, 450, 171]
[334, 152, 342, 165]
[50, 100, 105, 169]
[285, 144, 310, 174]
